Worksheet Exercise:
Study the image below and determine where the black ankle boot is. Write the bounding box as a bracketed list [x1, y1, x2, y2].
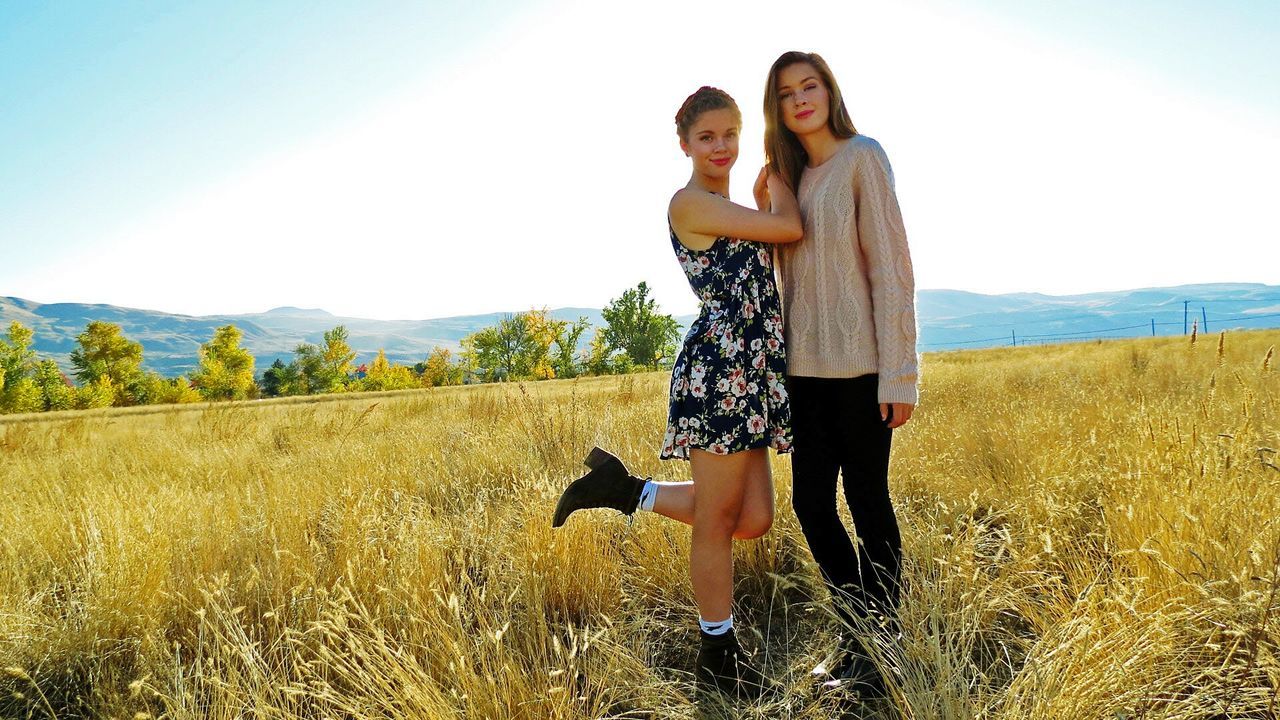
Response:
[813, 633, 889, 696]
[695, 629, 772, 699]
[550, 447, 646, 528]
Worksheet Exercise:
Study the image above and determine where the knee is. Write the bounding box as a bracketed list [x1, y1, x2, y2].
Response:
[695, 501, 742, 538]
[844, 487, 898, 529]
[733, 508, 774, 540]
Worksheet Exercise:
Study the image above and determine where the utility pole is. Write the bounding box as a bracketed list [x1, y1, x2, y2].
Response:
[1184, 300, 1190, 334]
[1151, 318, 1156, 336]
[1202, 306, 1208, 332]
[1011, 329, 1017, 347]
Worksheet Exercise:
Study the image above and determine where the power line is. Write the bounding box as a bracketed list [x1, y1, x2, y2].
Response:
[1211, 311, 1280, 323]
[920, 312, 1280, 349]
[1019, 322, 1152, 339]
[920, 311, 1125, 328]
[920, 335, 1012, 347]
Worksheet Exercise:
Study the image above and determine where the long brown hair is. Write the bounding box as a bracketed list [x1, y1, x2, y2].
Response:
[763, 51, 857, 191]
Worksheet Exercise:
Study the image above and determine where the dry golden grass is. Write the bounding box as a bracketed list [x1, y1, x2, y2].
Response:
[2, 331, 1278, 719]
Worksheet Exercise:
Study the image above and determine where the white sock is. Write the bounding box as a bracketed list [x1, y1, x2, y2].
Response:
[699, 614, 733, 636]
[638, 480, 658, 512]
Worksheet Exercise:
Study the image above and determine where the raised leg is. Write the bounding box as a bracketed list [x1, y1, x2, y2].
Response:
[734, 448, 775, 540]
[571, 446, 772, 540]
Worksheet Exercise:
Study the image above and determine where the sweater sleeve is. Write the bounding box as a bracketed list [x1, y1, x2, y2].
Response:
[852, 138, 919, 404]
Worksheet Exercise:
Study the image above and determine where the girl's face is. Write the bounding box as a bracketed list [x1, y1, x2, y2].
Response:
[776, 63, 829, 136]
[680, 107, 739, 179]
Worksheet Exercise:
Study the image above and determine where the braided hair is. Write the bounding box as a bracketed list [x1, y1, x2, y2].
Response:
[675, 86, 742, 140]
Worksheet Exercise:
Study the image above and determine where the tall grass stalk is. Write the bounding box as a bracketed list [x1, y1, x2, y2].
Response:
[2, 332, 1278, 718]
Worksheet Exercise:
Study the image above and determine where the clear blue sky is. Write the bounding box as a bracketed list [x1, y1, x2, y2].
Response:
[2, 0, 1277, 318]
[956, 0, 1277, 115]
[1, 0, 528, 271]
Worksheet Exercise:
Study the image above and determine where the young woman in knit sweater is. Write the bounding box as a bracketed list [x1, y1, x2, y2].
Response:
[762, 50, 919, 694]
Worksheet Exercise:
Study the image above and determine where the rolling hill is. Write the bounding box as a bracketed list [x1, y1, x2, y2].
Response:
[3, 283, 1279, 377]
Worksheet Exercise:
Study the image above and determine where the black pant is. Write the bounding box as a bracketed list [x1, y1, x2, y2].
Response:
[788, 374, 902, 622]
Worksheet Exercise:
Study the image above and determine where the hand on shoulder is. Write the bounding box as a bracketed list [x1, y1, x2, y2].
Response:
[753, 167, 770, 211]
[669, 184, 802, 245]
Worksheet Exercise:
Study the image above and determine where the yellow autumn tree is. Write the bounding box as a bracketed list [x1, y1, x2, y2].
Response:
[359, 349, 417, 391]
[191, 325, 257, 401]
[420, 347, 463, 387]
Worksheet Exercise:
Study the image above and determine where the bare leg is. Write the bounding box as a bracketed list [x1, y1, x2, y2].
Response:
[651, 481, 695, 524]
[651, 452, 773, 539]
[688, 448, 755, 622]
[734, 450, 775, 540]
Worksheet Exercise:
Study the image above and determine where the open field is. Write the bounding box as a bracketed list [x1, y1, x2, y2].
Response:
[2, 331, 1279, 719]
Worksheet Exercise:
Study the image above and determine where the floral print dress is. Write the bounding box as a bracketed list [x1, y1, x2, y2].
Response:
[660, 223, 793, 460]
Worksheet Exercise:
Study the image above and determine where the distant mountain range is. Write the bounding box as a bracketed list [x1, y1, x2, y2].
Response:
[4, 283, 1279, 377]
[915, 283, 1280, 349]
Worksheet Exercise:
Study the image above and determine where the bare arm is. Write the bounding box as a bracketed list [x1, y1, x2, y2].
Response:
[753, 166, 771, 211]
[669, 180, 802, 246]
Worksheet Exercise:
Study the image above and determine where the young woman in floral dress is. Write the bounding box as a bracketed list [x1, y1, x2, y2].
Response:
[552, 86, 802, 697]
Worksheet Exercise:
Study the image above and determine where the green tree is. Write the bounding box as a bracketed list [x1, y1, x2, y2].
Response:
[460, 310, 589, 381]
[293, 343, 328, 393]
[69, 321, 145, 405]
[585, 328, 633, 376]
[457, 337, 481, 384]
[132, 372, 166, 405]
[293, 325, 356, 394]
[260, 359, 299, 397]
[523, 309, 591, 380]
[585, 329, 612, 376]
[191, 325, 257, 401]
[321, 326, 357, 390]
[32, 360, 74, 411]
[464, 326, 504, 382]
[465, 314, 540, 381]
[551, 317, 590, 379]
[601, 281, 681, 369]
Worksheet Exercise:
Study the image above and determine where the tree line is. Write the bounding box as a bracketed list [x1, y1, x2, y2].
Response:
[0, 282, 682, 415]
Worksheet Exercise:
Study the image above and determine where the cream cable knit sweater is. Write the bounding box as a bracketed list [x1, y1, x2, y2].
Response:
[776, 134, 919, 404]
